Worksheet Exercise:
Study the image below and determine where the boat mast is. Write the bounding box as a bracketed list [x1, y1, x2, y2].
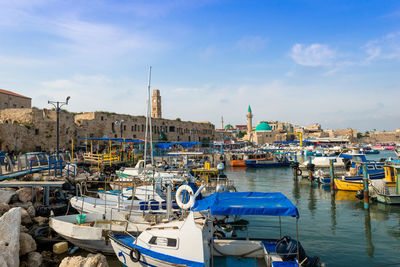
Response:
[144, 66, 154, 166]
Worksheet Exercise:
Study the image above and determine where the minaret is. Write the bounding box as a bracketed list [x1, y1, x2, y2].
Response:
[221, 116, 224, 129]
[247, 105, 253, 133]
[151, 89, 162, 118]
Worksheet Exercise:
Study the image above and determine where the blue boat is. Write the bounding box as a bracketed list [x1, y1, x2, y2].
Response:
[319, 162, 385, 184]
[245, 153, 292, 168]
[109, 191, 320, 267]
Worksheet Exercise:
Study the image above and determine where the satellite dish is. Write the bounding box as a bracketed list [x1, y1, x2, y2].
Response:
[114, 121, 119, 125]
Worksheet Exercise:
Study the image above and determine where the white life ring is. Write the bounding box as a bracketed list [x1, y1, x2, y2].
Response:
[175, 185, 195, 210]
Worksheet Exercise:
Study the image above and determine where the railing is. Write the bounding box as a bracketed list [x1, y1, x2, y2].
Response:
[83, 152, 120, 165]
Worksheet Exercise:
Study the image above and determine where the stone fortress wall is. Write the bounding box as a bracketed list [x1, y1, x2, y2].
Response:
[0, 108, 215, 152]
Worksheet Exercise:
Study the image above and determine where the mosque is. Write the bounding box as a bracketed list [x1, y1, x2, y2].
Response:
[244, 105, 291, 145]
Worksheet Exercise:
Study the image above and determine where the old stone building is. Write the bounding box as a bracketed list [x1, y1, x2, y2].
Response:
[0, 89, 31, 109]
[151, 89, 162, 118]
[0, 108, 216, 152]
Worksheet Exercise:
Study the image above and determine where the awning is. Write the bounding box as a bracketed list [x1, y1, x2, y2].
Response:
[192, 192, 299, 218]
[80, 137, 144, 143]
[156, 141, 200, 149]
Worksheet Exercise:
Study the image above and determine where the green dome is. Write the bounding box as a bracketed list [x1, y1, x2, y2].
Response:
[224, 124, 233, 130]
[255, 122, 272, 131]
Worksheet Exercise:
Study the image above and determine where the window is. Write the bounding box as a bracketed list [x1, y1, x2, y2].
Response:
[169, 126, 175, 132]
[148, 236, 177, 248]
[101, 116, 104, 121]
[13, 104, 16, 108]
[142, 124, 144, 132]
[21, 106, 24, 108]
[131, 126, 134, 131]
[367, 165, 375, 170]
[111, 122, 115, 132]
[124, 125, 126, 131]
[35, 129, 39, 135]
[375, 165, 383, 170]
[133, 135, 136, 138]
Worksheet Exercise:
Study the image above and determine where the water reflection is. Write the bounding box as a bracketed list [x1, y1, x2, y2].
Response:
[308, 182, 316, 216]
[330, 191, 336, 232]
[364, 209, 374, 258]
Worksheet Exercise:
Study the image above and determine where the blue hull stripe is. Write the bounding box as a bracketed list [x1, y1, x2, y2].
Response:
[112, 234, 204, 267]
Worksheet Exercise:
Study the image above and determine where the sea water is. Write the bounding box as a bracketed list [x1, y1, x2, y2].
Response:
[108, 150, 400, 267]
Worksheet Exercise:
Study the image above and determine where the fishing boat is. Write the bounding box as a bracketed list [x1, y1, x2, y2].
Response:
[334, 164, 393, 191]
[97, 185, 164, 203]
[50, 212, 145, 254]
[109, 190, 319, 267]
[244, 153, 292, 168]
[370, 165, 400, 205]
[318, 161, 385, 184]
[230, 153, 267, 167]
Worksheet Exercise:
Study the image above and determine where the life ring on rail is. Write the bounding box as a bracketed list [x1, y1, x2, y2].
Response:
[175, 185, 195, 210]
[130, 247, 141, 262]
[179, 163, 185, 168]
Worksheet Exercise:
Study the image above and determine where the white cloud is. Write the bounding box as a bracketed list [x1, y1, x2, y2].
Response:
[36, 75, 147, 115]
[290, 43, 336, 67]
[236, 36, 268, 51]
[364, 32, 400, 61]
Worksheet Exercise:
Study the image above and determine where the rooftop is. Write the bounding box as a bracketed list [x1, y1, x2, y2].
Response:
[0, 89, 31, 99]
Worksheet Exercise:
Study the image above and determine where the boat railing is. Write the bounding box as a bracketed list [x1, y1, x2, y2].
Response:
[217, 224, 283, 241]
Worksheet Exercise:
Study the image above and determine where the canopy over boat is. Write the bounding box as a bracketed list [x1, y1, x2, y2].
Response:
[192, 192, 299, 218]
[156, 141, 200, 149]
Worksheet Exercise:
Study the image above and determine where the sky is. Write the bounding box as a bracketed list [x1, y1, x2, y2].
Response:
[1, 0, 400, 131]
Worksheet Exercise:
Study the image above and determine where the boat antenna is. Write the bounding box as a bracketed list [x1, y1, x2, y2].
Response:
[144, 66, 154, 166]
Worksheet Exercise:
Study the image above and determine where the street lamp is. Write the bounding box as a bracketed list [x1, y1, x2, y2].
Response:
[48, 96, 70, 158]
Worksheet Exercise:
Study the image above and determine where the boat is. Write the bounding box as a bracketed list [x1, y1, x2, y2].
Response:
[370, 165, 400, 205]
[334, 164, 394, 191]
[244, 153, 292, 168]
[109, 190, 320, 267]
[97, 185, 164, 203]
[231, 153, 267, 167]
[50, 212, 148, 254]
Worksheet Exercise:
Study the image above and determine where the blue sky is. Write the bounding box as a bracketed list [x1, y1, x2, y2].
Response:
[1, 0, 400, 131]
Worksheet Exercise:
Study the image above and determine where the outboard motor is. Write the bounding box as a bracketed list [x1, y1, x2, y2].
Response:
[276, 236, 319, 267]
[343, 158, 352, 171]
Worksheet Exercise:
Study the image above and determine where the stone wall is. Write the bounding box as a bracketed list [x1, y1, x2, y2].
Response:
[0, 92, 31, 110]
[0, 109, 216, 152]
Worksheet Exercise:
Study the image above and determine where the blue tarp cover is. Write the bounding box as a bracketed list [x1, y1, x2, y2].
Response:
[156, 142, 200, 149]
[80, 137, 144, 143]
[192, 192, 299, 218]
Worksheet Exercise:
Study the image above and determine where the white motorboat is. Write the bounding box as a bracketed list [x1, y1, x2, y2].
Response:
[109, 190, 320, 267]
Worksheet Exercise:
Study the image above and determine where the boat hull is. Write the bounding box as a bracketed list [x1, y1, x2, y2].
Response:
[245, 160, 291, 168]
[230, 160, 246, 167]
[110, 235, 205, 267]
[334, 179, 395, 191]
[376, 194, 400, 205]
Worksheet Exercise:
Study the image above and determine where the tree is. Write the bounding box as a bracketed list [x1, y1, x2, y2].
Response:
[176, 118, 181, 121]
[237, 131, 246, 139]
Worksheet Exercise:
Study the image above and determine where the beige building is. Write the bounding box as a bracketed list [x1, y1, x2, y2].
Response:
[151, 89, 162, 118]
[0, 89, 31, 109]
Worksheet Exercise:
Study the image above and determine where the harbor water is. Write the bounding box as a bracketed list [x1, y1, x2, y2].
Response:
[108, 151, 400, 267]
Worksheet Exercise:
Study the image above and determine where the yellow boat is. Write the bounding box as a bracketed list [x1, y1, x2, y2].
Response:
[334, 165, 397, 191]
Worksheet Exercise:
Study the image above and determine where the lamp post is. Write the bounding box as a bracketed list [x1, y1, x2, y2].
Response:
[115, 120, 125, 160]
[48, 96, 70, 158]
